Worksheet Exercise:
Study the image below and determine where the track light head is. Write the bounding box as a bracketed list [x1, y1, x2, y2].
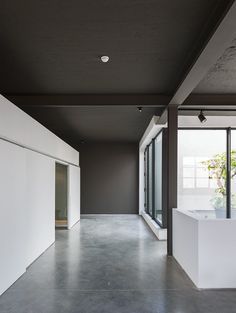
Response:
[137, 106, 142, 112]
[198, 110, 207, 123]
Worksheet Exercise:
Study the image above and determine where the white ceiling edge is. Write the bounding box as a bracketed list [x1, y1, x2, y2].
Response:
[139, 115, 236, 152]
[139, 116, 167, 151]
[178, 115, 236, 128]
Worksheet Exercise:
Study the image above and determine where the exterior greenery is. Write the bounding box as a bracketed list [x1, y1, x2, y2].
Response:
[202, 151, 236, 209]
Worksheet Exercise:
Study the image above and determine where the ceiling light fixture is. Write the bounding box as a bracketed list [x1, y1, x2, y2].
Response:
[137, 107, 142, 112]
[101, 56, 109, 63]
[198, 110, 207, 123]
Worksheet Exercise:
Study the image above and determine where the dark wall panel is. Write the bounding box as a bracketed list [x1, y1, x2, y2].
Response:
[80, 143, 138, 214]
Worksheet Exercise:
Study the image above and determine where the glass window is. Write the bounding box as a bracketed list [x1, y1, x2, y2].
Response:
[147, 143, 153, 216]
[143, 129, 166, 227]
[178, 130, 227, 218]
[154, 132, 163, 224]
[144, 149, 148, 213]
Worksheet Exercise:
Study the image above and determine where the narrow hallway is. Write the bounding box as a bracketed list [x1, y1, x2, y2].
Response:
[0, 216, 235, 313]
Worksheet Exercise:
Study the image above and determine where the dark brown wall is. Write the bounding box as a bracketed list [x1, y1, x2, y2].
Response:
[80, 143, 139, 214]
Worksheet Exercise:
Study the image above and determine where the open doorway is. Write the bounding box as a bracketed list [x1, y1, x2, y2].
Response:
[55, 163, 68, 228]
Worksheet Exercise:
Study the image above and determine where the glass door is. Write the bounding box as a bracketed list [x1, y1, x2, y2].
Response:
[144, 148, 148, 212]
[147, 143, 153, 216]
[154, 132, 163, 224]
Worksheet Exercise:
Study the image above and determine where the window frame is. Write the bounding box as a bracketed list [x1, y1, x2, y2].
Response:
[144, 129, 167, 228]
[144, 126, 235, 229]
[178, 127, 232, 218]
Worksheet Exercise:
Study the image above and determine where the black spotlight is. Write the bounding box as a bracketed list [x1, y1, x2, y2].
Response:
[137, 106, 142, 112]
[198, 110, 207, 123]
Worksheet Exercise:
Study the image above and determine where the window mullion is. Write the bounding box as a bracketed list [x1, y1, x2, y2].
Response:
[226, 128, 231, 218]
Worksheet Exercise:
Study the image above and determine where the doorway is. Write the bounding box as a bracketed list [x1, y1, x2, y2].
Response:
[55, 163, 68, 228]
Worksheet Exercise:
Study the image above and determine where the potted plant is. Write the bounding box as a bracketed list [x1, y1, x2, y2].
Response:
[202, 151, 236, 218]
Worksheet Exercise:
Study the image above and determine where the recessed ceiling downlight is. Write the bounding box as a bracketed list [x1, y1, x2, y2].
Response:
[101, 56, 109, 63]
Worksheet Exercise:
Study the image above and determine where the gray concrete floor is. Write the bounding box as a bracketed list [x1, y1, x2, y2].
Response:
[0, 215, 236, 313]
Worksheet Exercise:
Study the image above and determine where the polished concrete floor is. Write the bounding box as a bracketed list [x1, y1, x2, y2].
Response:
[0, 215, 236, 313]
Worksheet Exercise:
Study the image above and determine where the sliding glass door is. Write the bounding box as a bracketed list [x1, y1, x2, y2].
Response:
[154, 132, 163, 224]
[145, 128, 236, 222]
[144, 130, 166, 227]
[147, 143, 153, 216]
[144, 148, 148, 213]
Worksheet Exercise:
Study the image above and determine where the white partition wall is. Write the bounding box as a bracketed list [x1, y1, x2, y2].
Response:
[173, 209, 199, 285]
[0, 95, 79, 166]
[0, 95, 80, 296]
[25, 150, 56, 266]
[68, 165, 81, 229]
[0, 140, 26, 295]
[173, 209, 236, 288]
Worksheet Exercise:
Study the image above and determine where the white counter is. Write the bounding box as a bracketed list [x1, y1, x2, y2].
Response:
[173, 209, 236, 289]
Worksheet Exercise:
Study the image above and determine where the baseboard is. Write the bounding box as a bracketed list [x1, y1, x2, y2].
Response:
[67, 218, 81, 229]
[0, 268, 26, 297]
[81, 214, 138, 217]
[141, 211, 167, 240]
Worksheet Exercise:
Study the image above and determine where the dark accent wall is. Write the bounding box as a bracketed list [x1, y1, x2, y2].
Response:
[80, 143, 139, 214]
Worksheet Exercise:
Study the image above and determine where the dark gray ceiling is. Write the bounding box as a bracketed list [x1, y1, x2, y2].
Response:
[194, 38, 236, 94]
[0, 0, 230, 94]
[22, 106, 158, 145]
[1, 0, 235, 143]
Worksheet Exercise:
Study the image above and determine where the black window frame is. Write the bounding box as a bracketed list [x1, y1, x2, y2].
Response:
[144, 128, 167, 228]
[144, 126, 235, 228]
[178, 127, 233, 219]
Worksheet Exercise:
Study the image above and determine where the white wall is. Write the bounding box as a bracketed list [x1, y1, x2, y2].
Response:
[68, 165, 81, 229]
[173, 210, 199, 285]
[0, 95, 79, 166]
[173, 209, 236, 288]
[198, 219, 236, 288]
[25, 150, 56, 266]
[0, 140, 26, 295]
[0, 95, 81, 296]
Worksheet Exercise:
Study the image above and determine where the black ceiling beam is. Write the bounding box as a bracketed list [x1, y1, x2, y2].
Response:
[159, 1, 236, 123]
[169, 1, 236, 106]
[6, 93, 236, 109]
[5, 94, 170, 108]
[184, 94, 236, 106]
